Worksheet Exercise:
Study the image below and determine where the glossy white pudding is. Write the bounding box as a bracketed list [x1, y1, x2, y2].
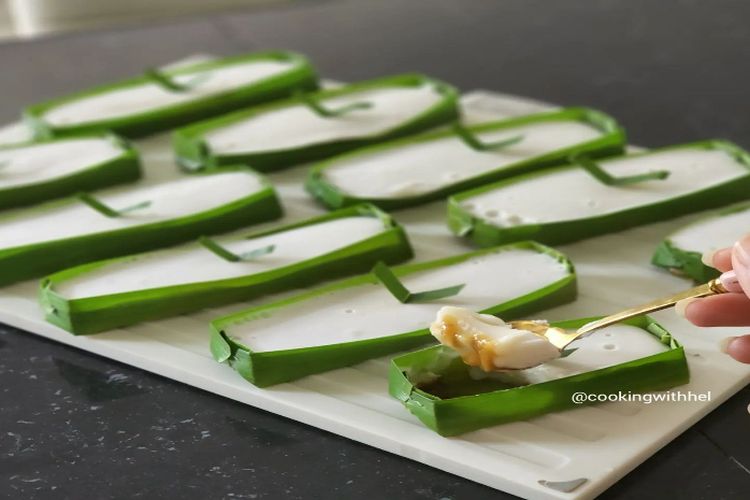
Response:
[430, 306, 561, 370]
[460, 147, 748, 226]
[225, 248, 571, 352]
[0, 171, 266, 250]
[0, 137, 125, 189]
[42, 59, 297, 125]
[55, 216, 391, 299]
[0, 121, 34, 146]
[205, 83, 445, 154]
[670, 205, 750, 255]
[321, 120, 604, 198]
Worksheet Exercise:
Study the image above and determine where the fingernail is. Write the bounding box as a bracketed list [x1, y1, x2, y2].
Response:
[719, 270, 744, 293]
[701, 249, 717, 267]
[675, 297, 697, 317]
[719, 336, 737, 354]
[734, 235, 750, 267]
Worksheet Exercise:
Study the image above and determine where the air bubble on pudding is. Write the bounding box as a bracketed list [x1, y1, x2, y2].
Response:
[603, 343, 616, 350]
[485, 209, 499, 218]
[502, 213, 524, 226]
[344, 308, 355, 314]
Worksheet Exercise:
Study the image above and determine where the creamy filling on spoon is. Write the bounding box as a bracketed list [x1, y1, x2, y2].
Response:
[429, 306, 561, 371]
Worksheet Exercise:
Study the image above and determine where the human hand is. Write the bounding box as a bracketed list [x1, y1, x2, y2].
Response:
[677, 234, 750, 363]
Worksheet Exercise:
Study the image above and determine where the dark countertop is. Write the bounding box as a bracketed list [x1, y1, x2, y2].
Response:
[1, 1, 749, 498]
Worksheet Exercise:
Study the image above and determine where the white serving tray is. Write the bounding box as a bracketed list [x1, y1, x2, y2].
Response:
[1, 90, 749, 500]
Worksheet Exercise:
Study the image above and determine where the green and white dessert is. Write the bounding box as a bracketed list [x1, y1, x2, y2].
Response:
[449, 141, 750, 246]
[307, 108, 625, 210]
[652, 201, 750, 282]
[210, 242, 575, 387]
[173, 74, 459, 172]
[25, 51, 318, 138]
[41, 205, 412, 334]
[0, 169, 280, 285]
[0, 134, 140, 209]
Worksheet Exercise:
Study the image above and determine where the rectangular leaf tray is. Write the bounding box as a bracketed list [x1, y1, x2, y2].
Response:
[389, 316, 689, 436]
[211, 242, 576, 387]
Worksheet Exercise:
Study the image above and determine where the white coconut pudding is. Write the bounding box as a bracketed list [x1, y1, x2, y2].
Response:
[322, 120, 604, 199]
[54, 215, 392, 299]
[42, 59, 297, 126]
[0, 171, 267, 250]
[460, 146, 749, 226]
[224, 247, 572, 352]
[669, 204, 750, 256]
[319, 120, 605, 199]
[0, 121, 34, 146]
[203, 82, 446, 154]
[0, 137, 126, 189]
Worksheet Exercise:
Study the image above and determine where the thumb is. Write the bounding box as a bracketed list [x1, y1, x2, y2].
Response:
[721, 335, 750, 364]
[731, 234, 750, 299]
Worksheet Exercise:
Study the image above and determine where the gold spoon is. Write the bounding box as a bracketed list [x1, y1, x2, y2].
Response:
[510, 276, 735, 352]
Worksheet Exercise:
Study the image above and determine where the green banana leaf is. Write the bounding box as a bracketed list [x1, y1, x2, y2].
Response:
[389, 315, 689, 436]
[448, 140, 750, 247]
[652, 201, 750, 282]
[40, 204, 413, 335]
[306, 107, 626, 210]
[0, 133, 140, 210]
[172, 74, 459, 172]
[0, 168, 281, 286]
[210, 241, 577, 387]
[24, 51, 318, 139]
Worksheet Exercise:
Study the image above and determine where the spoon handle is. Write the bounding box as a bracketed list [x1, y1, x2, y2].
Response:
[574, 277, 729, 338]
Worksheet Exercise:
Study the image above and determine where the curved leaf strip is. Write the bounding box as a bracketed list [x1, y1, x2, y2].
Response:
[199, 236, 275, 263]
[372, 261, 465, 303]
[144, 67, 210, 93]
[572, 154, 670, 186]
[453, 123, 524, 152]
[78, 192, 151, 218]
[295, 91, 373, 118]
